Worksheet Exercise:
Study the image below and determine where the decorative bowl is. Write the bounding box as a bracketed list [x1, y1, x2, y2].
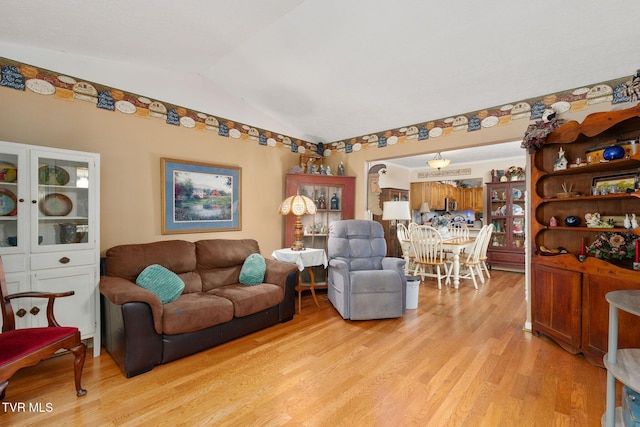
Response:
[603, 145, 626, 161]
[564, 216, 581, 227]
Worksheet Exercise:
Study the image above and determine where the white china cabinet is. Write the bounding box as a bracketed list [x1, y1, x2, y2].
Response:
[0, 141, 100, 357]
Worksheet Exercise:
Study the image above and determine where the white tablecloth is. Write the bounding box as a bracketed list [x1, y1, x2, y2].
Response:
[271, 247, 328, 271]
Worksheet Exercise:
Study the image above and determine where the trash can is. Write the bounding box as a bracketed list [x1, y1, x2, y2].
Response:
[405, 276, 420, 309]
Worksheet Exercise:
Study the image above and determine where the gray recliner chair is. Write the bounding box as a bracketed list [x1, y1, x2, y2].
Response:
[327, 220, 406, 320]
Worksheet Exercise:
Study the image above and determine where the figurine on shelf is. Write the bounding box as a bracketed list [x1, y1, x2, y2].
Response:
[549, 216, 558, 227]
[585, 212, 614, 228]
[633, 214, 639, 229]
[326, 165, 332, 175]
[553, 147, 568, 171]
[625, 214, 632, 229]
[330, 193, 339, 210]
[318, 192, 326, 210]
[337, 162, 345, 176]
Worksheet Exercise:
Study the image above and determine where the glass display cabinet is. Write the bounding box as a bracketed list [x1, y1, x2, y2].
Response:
[485, 180, 526, 271]
[0, 141, 101, 357]
[284, 173, 355, 285]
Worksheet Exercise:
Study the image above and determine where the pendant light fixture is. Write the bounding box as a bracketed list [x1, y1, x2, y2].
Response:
[428, 152, 451, 170]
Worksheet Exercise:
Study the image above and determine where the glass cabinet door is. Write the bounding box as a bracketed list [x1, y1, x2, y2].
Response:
[0, 146, 26, 252]
[299, 183, 344, 251]
[32, 151, 94, 250]
[511, 183, 526, 249]
[489, 185, 508, 248]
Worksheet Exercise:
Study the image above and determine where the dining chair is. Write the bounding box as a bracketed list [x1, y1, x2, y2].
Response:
[446, 225, 489, 289]
[448, 222, 470, 239]
[409, 225, 450, 289]
[396, 223, 414, 274]
[478, 224, 494, 279]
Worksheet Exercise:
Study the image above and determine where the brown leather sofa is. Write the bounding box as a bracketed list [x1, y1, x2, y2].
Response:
[100, 239, 298, 377]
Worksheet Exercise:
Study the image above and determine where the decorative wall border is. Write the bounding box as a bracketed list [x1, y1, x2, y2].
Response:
[1, 56, 637, 160]
[0, 57, 318, 155]
[322, 74, 637, 156]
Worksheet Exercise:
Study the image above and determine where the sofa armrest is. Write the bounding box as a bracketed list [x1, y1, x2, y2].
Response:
[264, 258, 299, 289]
[99, 276, 164, 334]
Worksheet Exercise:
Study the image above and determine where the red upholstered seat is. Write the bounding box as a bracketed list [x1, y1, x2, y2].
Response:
[0, 327, 79, 365]
[0, 255, 86, 399]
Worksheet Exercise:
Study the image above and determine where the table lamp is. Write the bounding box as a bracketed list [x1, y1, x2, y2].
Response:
[420, 202, 430, 224]
[382, 200, 411, 257]
[279, 194, 317, 250]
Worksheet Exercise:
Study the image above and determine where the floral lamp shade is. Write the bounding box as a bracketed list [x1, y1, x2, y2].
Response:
[279, 194, 317, 250]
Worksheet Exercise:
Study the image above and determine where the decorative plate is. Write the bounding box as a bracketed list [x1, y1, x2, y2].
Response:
[453, 215, 466, 223]
[115, 100, 136, 114]
[0, 162, 17, 182]
[38, 165, 70, 186]
[25, 78, 56, 95]
[40, 193, 72, 216]
[0, 189, 17, 216]
[513, 188, 523, 200]
[513, 204, 524, 215]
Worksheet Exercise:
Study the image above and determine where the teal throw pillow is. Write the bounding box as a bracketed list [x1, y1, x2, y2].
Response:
[240, 253, 266, 286]
[136, 264, 185, 304]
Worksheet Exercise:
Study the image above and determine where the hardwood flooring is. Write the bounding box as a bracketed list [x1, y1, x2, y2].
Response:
[2, 270, 608, 426]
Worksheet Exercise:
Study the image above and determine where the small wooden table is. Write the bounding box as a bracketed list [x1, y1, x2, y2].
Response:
[271, 248, 328, 313]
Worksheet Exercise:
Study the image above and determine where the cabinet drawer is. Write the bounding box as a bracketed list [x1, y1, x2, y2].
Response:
[30, 251, 95, 270]
[488, 250, 524, 264]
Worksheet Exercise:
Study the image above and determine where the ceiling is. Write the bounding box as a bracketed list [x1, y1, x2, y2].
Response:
[1, 1, 639, 148]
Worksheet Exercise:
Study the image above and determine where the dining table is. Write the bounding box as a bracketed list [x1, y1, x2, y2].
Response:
[404, 236, 475, 289]
[441, 237, 476, 288]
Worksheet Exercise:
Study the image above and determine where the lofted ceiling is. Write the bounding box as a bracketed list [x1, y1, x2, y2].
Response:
[1, 0, 639, 153]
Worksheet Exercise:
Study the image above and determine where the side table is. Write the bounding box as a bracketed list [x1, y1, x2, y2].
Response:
[271, 247, 328, 313]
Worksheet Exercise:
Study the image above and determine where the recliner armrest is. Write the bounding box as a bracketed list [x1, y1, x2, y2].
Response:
[381, 257, 405, 271]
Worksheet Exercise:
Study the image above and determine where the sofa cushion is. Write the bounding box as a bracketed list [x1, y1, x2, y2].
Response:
[136, 264, 185, 304]
[162, 293, 234, 335]
[208, 283, 284, 317]
[239, 253, 266, 285]
[196, 239, 261, 291]
[105, 240, 197, 283]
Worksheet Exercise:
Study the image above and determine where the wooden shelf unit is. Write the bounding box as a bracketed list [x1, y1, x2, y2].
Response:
[530, 104, 640, 367]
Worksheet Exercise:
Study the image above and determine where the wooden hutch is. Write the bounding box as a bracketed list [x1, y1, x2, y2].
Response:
[530, 104, 640, 367]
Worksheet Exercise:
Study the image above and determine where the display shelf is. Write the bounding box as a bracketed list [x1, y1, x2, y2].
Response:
[530, 104, 640, 370]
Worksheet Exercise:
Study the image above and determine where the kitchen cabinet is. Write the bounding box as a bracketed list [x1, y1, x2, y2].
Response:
[486, 181, 526, 270]
[411, 182, 483, 213]
[530, 104, 640, 367]
[0, 141, 100, 357]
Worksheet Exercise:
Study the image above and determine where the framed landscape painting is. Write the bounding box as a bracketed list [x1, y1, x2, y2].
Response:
[161, 158, 241, 234]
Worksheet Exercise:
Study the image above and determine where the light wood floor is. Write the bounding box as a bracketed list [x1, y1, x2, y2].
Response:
[3, 270, 608, 426]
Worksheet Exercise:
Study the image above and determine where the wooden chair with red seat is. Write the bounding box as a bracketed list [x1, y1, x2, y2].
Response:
[0, 256, 86, 399]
